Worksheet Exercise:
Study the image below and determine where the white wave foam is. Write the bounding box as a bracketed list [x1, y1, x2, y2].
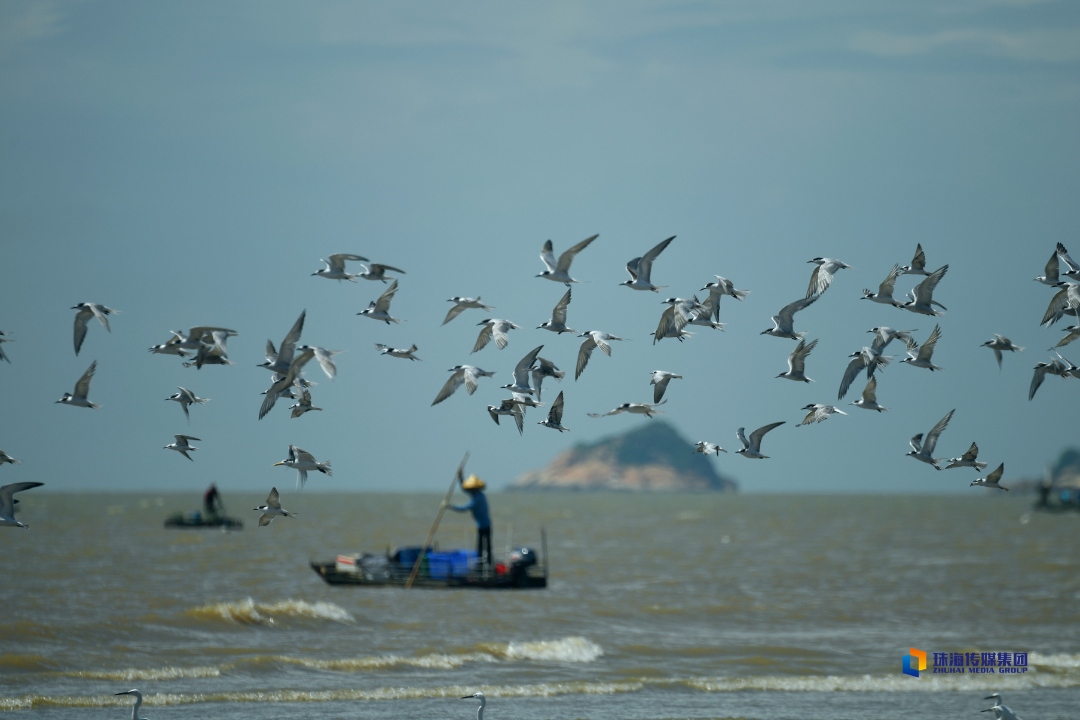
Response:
[185, 598, 354, 625]
[1029, 652, 1080, 669]
[683, 671, 1079, 693]
[486, 637, 604, 663]
[62, 666, 221, 681]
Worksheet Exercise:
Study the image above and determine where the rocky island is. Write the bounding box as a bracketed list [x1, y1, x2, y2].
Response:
[510, 421, 737, 492]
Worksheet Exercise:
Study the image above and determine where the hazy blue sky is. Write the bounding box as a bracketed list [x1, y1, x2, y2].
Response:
[1, 0, 1077, 495]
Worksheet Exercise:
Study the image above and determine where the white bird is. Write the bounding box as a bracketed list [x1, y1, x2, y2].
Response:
[501, 345, 542, 395]
[685, 294, 726, 331]
[1052, 325, 1080, 349]
[357, 262, 405, 283]
[473, 319, 522, 352]
[900, 264, 948, 316]
[849, 375, 888, 412]
[899, 243, 930, 275]
[650, 370, 683, 403]
[945, 441, 988, 470]
[254, 487, 298, 526]
[0, 449, 20, 466]
[357, 280, 402, 324]
[184, 330, 235, 369]
[589, 399, 667, 418]
[0, 482, 43, 529]
[693, 441, 726, 456]
[72, 303, 118, 355]
[906, 409, 954, 470]
[1028, 358, 1068, 400]
[537, 234, 598, 285]
[258, 348, 315, 419]
[487, 398, 525, 435]
[431, 365, 496, 405]
[461, 692, 487, 720]
[147, 336, 192, 358]
[257, 311, 306, 375]
[538, 390, 569, 431]
[1035, 249, 1061, 286]
[56, 360, 100, 408]
[777, 338, 818, 383]
[295, 345, 340, 380]
[164, 326, 239, 352]
[621, 235, 674, 291]
[273, 445, 331, 490]
[860, 264, 904, 307]
[735, 422, 785, 459]
[531, 357, 564, 401]
[312, 253, 369, 281]
[444, 297, 494, 325]
[806, 257, 853, 298]
[166, 387, 208, 420]
[981, 693, 1020, 719]
[653, 297, 704, 343]
[797, 404, 847, 426]
[700, 276, 750, 320]
[289, 387, 322, 418]
[868, 326, 915, 348]
[114, 689, 150, 720]
[901, 324, 944, 371]
[1040, 282, 1080, 326]
[1053, 349, 1080, 378]
[838, 348, 892, 400]
[761, 295, 818, 340]
[537, 287, 576, 334]
[981, 335, 1024, 369]
[575, 330, 624, 380]
[375, 343, 420, 360]
[1057, 242, 1080, 282]
[164, 435, 199, 461]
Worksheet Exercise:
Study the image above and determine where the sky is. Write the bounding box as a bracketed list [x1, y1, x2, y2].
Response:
[1, 0, 1078, 494]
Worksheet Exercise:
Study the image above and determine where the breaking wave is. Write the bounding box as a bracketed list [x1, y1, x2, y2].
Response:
[184, 599, 354, 625]
[1029, 652, 1080, 669]
[480, 636, 603, 663]
[682, 671, 1079, 693]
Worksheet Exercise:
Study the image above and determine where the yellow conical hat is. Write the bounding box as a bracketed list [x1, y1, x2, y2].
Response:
[462, 474, 486, 490]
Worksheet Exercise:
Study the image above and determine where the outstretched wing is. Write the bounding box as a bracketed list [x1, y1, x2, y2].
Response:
[923, 409, 954, 455]
[838, 356, 865, 400]
[912, 265, 948, 305]
[549, 391, 565, 423]
[917, 325, 942, 362]
[778, 295, 818, 328]
[432, 370, 465, 406]
[878, 264, 902, 296]
[74, 360, 97, 398]
[749, 422, 785, 450]
[986, 463, 1004, 485]
[73, 307, 94, 354]
[633, 236, 674, 283]
[959, 442, 979, 462]
[551, 288, 572, 325]
[472, 325, 493, 353]
[556, 234, 598, 273]
[788, 338, 817, 374]
[908, 244, 926, 272]
[277, 311, 306, 367]
[373, 280, 399, 314]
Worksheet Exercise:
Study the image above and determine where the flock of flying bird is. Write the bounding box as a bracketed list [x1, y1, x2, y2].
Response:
[2, 238, 1079, 526]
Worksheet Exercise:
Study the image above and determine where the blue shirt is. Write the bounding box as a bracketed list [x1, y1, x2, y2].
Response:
[450, 491, 490, 529]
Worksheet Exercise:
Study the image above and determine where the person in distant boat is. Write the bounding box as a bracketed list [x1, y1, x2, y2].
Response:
[449, 474, 492, 567]
[203, 483, 222, 518]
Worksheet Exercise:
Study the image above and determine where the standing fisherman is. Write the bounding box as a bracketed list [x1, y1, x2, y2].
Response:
[448, 474, 492, 568]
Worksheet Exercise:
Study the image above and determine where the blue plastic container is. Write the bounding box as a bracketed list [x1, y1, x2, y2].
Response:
[427, 550, 477, 579]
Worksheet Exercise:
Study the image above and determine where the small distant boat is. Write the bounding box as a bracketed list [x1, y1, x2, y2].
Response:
[164, 511, 243, 530]
[311, 532, 547, 589]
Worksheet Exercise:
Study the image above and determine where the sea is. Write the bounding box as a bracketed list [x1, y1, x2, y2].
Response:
[2, 492, 1078, 720]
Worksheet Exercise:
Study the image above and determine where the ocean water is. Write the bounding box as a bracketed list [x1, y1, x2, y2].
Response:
[2, 492, 1078, 720]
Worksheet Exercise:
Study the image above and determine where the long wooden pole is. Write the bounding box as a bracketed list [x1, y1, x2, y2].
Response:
[405, 452, 469, 589]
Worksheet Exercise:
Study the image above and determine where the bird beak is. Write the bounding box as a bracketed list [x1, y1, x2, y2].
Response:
[273, 462, 285, 466]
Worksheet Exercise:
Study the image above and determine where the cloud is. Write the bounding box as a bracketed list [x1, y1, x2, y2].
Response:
[0, 0, 65, 54]
[849, 26, 1080, 63]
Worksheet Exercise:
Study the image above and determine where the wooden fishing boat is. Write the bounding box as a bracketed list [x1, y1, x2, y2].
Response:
[163, 511, 244, 529]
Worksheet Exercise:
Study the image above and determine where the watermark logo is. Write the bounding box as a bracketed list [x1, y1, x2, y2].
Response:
[903, 648, 927, 677]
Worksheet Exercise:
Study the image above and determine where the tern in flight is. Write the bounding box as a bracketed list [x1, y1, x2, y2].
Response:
[900, 265, 948, 316]
[650, 370, 682, 403]
[849, 375, 888, 412]
[357, 280, 403, 324]
[860, 264, 905, 307]
[536, 234, 598, 285]
[473, 319, 522, 352]
[906, 409, 954, 469]
[735, 422, 785, 459]
[1, 482, 43, 529]
[257, 311, 306, 376]
[575, 331, 624, 380]
[945, 442, 988, 471]
[1029, 357, 1070, 400]
[312, 253, 369, 281]
[72, 303, 118, 355]
[1035, 249, 1062, 286]
[537, 288, 576, 334]
[693, 441, 726, 456]
[164, 435, 200, 461]
[899, 243, 930, 275]
[115, 690, 150, 720]
[1051, 325, 1080, 349]
[356, 262, 405, 283]
[980, 335, 1024, 370]
[1057, 242, 1080, 282]
[531, 357, 564, 401]
[501, 345, 542, 395]
[589, 400, 667, 418]
[806, 257, 853, 298]
[537, 391, 569, 432]
[901, 325, 944, 371]
[166, 387, 208, 420]
[254, 487, 298, 526]
[296, 345, 340, 380]
[777, 338, 817, 383]
[444, 297, 494, 325]
[289, 387, 322, 418]
[0, 449, 20, 466]
[1040, 282, 1080, 327]
[259, 347, 315, 419]
[797, 404, 847, 426]
[621, 235, 674, 292]
[274, 445, 331, 490]
[653, 297, 704, 343]
[375, 343, 420, 360]
[487, 398, 525, 435]
[56, 360, 100, 409]
[431, 365, 496, 405]
[185, 330, 235, 369]
[700, 276, 750, 320]
[761, 295, 818, 340]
